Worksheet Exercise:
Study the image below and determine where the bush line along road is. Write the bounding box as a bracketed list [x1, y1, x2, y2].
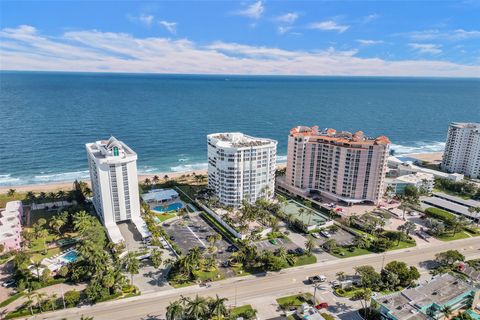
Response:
[21, 236, 480, 320]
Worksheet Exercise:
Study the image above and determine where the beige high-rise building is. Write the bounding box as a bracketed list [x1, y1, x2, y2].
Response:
[283, 126, 390, 204]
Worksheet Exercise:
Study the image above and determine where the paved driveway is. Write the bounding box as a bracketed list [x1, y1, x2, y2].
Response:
[254, 237, 297, 251]
[314, 229, 356, 247]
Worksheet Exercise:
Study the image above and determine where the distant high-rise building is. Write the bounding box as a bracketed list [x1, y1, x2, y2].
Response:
[207, 132, 277, 207]
[0, 201, 22, 252]
[283, 126, 390, 204]
[86, 137, 149, 243]
[441, 122, 480, 179]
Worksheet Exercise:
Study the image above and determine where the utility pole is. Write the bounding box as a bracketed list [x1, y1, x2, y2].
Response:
[381, 252, 387, 270]
[60, 285, 66, 309]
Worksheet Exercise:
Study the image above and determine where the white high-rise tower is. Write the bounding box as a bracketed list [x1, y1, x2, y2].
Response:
[86, 137, 149, 243]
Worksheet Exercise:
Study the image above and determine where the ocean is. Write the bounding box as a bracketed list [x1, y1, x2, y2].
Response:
[1, 72, 479, 186]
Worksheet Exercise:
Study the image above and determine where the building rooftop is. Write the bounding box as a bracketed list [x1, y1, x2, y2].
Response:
[86, 136, 137, 161]
[394, 173, 434, 184]
[432, 192, 480, 209]
[290, 126, 390, 146]
[208, 132, 277, 149]
[141, 189, 179, 203]
[450, 122, 480, 130]
[377, 274, 477, 320]
[421, 196, 478, 220]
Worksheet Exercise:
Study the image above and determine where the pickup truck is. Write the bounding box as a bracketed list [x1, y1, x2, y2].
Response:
[308, 275, 327, 284]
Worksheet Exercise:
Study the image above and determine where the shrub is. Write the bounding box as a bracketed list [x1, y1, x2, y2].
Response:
[425, 208, 456, 225]
[64, 289, 80, 307]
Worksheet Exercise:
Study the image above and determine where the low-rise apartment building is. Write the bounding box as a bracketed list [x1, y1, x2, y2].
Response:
[0, 201, 23, 252]
[374, 274, 479, 320]
[282, 126, 390, 204]
[385, 172, 435, 195]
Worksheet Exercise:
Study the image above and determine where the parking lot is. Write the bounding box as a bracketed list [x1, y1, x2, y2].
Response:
[254, 237, 298, 251]
[162, 213, 234, 264]
[313, 228, 356, 247]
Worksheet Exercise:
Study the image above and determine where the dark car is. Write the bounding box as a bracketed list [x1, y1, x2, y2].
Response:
[295, 248, 305, 255]
[226, 245, 238, 252]
[169, 235, 175, 241]
[287, 249, 296, 255]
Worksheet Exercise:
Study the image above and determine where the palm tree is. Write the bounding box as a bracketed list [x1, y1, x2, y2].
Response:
[56, 190, 66, 203]
[452, 216, 470, 236]
[48, 192, 57, 206]
[150, 249, 163, 268]
[166, 300, 184, 320]
[123, 252, 140, 286]
[25, 291, 35, 315]
[35, 291, 47, 312]
[152, 175, 160, 185]
[185, 295, 208, 319]
[25, 191, 36, 203]
[46, 293, 58, 311]
[7, 188, 16, 197]
[276, 246, 288, 261]
[144, 178, 151, 187]
[305, 236, 316, 255]
[336, 271, 346, 281]
[210, 295, 229, 319]
[49, 216, 65, 235]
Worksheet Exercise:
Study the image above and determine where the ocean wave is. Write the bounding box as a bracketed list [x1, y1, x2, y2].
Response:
[0, 174, 22, 185]
[170, 162, 209, 172]
[390, 141, 445, 155]
[32, 170, 90, 183]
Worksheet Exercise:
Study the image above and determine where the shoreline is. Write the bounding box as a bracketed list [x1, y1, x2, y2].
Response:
[0, 163, 287, 194]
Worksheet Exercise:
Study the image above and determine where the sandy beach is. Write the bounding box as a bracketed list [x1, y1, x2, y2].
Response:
[404, 152, 443, 163]
[0, 163, 287, 194]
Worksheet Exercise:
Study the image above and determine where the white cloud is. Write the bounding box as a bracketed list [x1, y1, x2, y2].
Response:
[309, 20, 349, 33]
[138, 14, 155, 27]
[234, 1, 264, 19]
[356, 39, 384, 46]
[1, 25, 479, 77]
[159, 20, 177, 34]
[362, 14, 379, 24]
[277, 26, 292, 35]
[409, 43, 442, 55]
[407, 29, 480, 41]
[275, 12, 298, 24]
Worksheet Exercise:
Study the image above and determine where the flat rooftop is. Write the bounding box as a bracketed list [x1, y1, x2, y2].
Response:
[421, 196, 478, 220]
[86, 136, 137, 160]
[290, 126, 390, 146]
[377, 274, 477, 320]
[208, 132, 277, 149]
[432, 192, 480, 208]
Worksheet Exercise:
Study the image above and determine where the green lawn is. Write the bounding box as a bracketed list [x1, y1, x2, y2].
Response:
[293, 254, 317, 266]
[0, 292, 25, 308]
[335, 286, 364, 298]
[31, 247, 61, 262]
[0, 192, 26, 208]
[330, 247, 371, 258]
[276, 293, 313, 310]
[28, 232, 57, 251]
[387, 240, 416, 251]
[230, 304, 255, 317]
[156, 212, 176, 222]
[194, 268, 225, 282]
[437, 231, 472, 241]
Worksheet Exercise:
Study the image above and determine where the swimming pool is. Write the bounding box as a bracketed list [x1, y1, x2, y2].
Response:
[60, 250, 79, 263]
[153, 202, 183, 212]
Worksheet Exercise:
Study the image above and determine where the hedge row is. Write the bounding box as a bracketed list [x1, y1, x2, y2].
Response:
[425, 207, 456, 224]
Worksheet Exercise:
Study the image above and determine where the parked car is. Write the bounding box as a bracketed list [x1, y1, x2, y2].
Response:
[320, 231, 331, 238]
[311, 232, 321, 239]
[308, 275, 327, 284]
[2, 279, 16, 288]
[169, 235, 175, 241]
[226, 245, 238, 252]
[269, 239, 278, 245]
[295, 248, 305, 255]
[315, 302, 329, 309]
[288, 249, 297, 255]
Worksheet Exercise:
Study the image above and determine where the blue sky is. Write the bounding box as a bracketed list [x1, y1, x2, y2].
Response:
[1, 1, 480, 76]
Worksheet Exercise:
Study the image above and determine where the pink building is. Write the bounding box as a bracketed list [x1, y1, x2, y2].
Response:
[0, 201, 23, 252]
[282, 126, 390, 205]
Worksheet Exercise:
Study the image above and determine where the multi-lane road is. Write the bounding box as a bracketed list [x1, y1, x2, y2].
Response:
[21, 237, 480, 320]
